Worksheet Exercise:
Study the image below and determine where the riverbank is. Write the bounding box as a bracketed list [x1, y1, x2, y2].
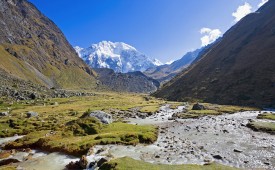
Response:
[1, 94, 274, 169]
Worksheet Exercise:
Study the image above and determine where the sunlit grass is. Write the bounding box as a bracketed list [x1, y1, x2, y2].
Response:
[99, 157, 239, 170]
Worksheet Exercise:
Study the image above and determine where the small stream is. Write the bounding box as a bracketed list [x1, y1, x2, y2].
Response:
[0, 137, 78, 170]
[1, 105, 275, 169]
[89, 106, 275, 169]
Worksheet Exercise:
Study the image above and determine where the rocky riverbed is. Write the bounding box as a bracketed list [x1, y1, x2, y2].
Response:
[1, 105, 275, 170]
[89, 106, 275, 169]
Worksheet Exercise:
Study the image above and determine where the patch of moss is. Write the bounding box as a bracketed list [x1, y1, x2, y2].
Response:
[257, 113, 275, 120]
[66, 117, 102, 136]
[247, 121, 275, 134]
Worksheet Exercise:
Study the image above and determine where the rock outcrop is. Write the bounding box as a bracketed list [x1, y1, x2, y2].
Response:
[89, 111, 113, 124]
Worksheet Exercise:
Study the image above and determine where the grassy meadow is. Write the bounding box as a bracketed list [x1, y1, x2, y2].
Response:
[0, 92, 176, 156]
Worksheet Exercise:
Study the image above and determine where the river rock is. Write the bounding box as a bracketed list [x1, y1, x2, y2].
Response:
[88, 161, 97, 169]
[264, 162, 270, 165]
[89, 111, 113, 124]
[192, 103, 205, 110]
[0, 111, 9, 116]
[29, 93, 37, 100]
[80, 155, 88, 169]
[97, 157, 108, 167]
[0, 158, 20, 166]
[26, 111, 38, 118]
[66, 161, 82, 170]
[213, 155, 223, 160]
[233, 149, 242, 153]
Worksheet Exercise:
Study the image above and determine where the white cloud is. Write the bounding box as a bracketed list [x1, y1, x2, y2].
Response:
[232, 2, 252, 22]
[258, 0, 268, 7]
[200, 28, 212, 34]
[200, 28, 222, 47]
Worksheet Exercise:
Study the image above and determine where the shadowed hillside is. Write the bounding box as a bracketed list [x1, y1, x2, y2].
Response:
[154, 1, 275, 108]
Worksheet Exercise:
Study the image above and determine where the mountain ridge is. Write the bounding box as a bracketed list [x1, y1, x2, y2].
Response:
[0, 0, 98, 90]
[75, 41, 162, 73]
[154, 0, 275, 108]
[144, 47, 204, 83]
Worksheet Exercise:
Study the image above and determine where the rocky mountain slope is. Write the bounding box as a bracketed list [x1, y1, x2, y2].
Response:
[95, 68, 160, 93]
[75, 41, 162, 73]
[144, 48, 203, 83]
[154, 0, 275, 108]
[0, 0, 98, 90]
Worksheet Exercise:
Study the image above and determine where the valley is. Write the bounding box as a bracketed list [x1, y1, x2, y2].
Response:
[0, 0, 275, 169]
[1, 94, 274, 169]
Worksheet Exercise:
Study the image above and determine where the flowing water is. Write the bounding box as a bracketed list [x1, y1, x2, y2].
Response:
[1, 105, 275, 169]
[89, 106, 275, 169]
[0, 137, 78, 170]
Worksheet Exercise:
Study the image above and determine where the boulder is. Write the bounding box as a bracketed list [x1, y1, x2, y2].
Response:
[29, 93, 37, 100]
[97, 157, 108, 167]
[192, 103, 205, 110]
[0, 112, 9, 116]
[26, 111, 38, 118]
[213, 155, 223, 160]
[66, 161, 82, 170]
[89, 111, 113, 124]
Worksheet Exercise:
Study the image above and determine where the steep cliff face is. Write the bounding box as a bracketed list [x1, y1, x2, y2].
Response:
[154, 1, 275, 108]
[0, 0, 97, 89]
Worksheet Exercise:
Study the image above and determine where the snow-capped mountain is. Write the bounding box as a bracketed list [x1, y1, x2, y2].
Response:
[75, 41, 162, 73]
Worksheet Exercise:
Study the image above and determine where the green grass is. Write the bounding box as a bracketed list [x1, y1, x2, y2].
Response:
[0, 92, 177, 137]
[175, 103, 259, 119]
[99, 157, 238, 170]
[247, 121, 275, 134]
[257, 113, 275, 120]
[139, 105, 160, 113]
[188, 110, 220, 115]
[6, 92, 168, 115]
[0, 93, 165, 155]
[0, 166, 16, 170]
[4, 123, 157, 156]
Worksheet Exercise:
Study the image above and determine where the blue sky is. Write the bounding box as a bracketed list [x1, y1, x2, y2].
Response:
[29, 0, 265, 63]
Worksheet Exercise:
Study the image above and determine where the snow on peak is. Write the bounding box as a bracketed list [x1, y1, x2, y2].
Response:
[165, 60, 175, 65]
[153, 59, 163, 66]
[74, 41, 162, 73]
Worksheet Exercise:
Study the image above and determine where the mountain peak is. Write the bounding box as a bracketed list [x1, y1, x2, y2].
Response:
[96, 41, 137, 51]
[75, 41, 162, 73]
